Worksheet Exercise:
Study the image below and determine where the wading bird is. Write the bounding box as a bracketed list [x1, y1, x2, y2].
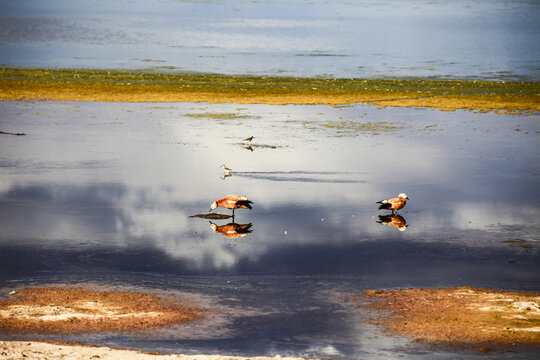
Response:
[376, 193, 409, 213]
[221, 164, 232, 174]
[243, 136, 254, 143]
[210, 195, 253, 216]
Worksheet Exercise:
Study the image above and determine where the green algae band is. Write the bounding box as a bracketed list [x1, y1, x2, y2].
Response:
[1, 68, 538, 113]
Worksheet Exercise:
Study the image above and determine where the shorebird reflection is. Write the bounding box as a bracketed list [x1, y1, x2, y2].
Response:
[210, 222, 253, 238]
[377, 214, 408, 231]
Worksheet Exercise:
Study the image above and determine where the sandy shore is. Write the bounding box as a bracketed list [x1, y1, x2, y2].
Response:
[0, 341, 306, 360]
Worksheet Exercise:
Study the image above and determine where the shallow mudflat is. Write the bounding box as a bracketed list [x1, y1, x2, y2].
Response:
[1, 68, 539, 113]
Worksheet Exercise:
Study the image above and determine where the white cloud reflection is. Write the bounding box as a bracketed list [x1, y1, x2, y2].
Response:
[0, 101, 539, 272]
[452, 202, 540, 234]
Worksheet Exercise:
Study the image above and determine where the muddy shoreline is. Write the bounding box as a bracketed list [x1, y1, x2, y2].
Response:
[0, 286, 306, 359]
[1, 68, 538, 113]
[2, 286, 539, 356]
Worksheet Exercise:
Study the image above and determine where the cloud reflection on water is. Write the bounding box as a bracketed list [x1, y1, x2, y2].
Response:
[0, 101, 539, 277]
[0, 181, 538, 275]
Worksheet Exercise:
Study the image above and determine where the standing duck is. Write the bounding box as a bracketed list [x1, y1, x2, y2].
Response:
[210, 195, 253, 216]
[376, 193, 409, 213]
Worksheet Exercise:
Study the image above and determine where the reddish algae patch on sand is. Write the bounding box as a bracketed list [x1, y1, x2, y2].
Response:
[0, 287, 205, 334]
[354, 287, 540, 347]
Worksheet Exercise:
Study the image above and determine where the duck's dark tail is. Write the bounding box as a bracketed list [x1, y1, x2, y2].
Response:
[236, 200, 253, 209]
[378, 202, 392, 210]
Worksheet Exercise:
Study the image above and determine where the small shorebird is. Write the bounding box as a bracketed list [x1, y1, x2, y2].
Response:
[209, 222, 253, 238]
[376, 193, 409, 213]
[221, 164, 232, 174]
[210, 195, 253, 216]
[243, 136, 254, 143]
[377, 214, 408, 231]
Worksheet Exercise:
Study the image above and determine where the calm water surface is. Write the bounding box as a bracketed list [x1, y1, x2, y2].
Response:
[1, 0, 539, 357]
[0, 101, 539, 358]
[0, 0, 539, 80]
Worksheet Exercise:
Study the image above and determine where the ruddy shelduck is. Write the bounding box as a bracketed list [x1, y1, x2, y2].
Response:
[210, 195, 253, 215]
[376, 193, 409, 213]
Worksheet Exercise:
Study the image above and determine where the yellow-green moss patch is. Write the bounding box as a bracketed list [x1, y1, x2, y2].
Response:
[1, 68, 539, 113]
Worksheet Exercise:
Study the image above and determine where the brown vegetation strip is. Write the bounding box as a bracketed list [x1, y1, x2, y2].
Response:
[0, 287, 205, 334]
[1, 68, 539, 113]
[353, 287, 540, 346]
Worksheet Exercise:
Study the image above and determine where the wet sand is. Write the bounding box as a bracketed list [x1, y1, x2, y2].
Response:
[0, 341, 305, 360]
[1, 68, 538, 113]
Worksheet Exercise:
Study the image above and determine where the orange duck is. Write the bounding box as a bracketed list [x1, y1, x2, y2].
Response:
[376, 193, 409, 213]
[210, 195, 253, 216]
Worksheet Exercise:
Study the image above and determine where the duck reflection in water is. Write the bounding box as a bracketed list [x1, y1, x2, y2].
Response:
[210, 222, 253, 238]
[377, 214, 408, 231]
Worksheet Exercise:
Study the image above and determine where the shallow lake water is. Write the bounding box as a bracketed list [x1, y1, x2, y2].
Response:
[0, 101, 539, 358]
[1, 0, 539, 80]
